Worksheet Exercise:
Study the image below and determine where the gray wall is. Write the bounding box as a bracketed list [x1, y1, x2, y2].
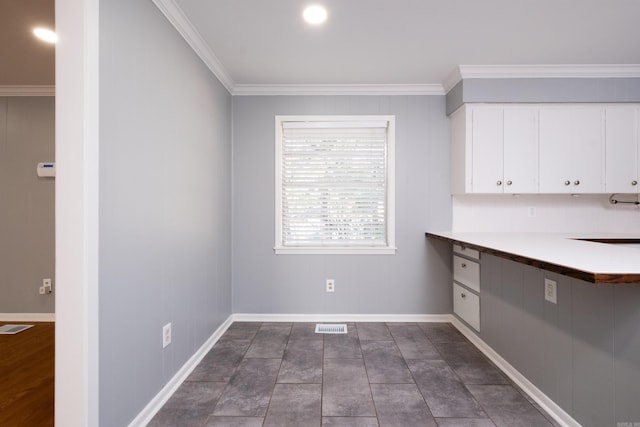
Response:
[480, 253, 640, 427]
[98, 1, 232, 425]
[446, 77, 640, 115]
[232, 95, 452, 315]
[0, 97, 55, 314]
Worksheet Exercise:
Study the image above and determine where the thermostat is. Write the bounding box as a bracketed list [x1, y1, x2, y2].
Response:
[37, 162, 56, 178]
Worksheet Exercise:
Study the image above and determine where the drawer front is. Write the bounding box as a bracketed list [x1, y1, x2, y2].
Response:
[453, 283, 480, 331]
[453, 255, 480, 292]
[453, 244, 479, 260]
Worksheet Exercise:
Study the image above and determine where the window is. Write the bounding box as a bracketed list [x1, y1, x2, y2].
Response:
[275, 115, 396, 254]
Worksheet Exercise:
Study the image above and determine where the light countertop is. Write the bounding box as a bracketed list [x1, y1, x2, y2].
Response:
[426, 231, 640, 284]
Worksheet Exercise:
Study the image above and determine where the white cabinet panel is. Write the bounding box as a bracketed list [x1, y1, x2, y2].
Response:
[453, 282, 480, 331]
[471, 108, 504, 193]
[453, 255, 480, 293]
[504, 108, 539, 193]
[605, 107, 639, 193]
[453, 244, 480, 260]
[539, 107, 605, 193]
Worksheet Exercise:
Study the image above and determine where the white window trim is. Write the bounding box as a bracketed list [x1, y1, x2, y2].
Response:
[274, 115, 396, 255]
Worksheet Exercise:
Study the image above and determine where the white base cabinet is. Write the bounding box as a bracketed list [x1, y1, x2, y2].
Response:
[452, 245, 480, 331]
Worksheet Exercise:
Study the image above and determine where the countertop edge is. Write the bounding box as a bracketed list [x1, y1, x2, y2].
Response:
[425, 232, 640, 285]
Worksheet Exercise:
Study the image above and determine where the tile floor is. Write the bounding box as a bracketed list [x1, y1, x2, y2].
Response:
[149, 322, 558, 427]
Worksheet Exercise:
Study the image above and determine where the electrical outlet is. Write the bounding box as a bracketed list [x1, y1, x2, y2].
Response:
[326, 279, 335, 293]
[544, 278, 557, 304]
[39, 286, 45, 295]
[528, 206, 536, 217]
[43, 278, 52, 294]
[162, 323, 172, 348]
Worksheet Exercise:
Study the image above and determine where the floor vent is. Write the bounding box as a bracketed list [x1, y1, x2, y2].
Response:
[315, 324, 347, 334]
[0, 324, 34, 335]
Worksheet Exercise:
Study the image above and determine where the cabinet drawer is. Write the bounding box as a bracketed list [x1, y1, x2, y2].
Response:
[453, 244, 479, 260]
[453, 283, 480, 331]
[453, 255, 480, 292]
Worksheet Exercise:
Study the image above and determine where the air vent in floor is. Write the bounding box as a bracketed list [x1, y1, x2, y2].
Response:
[0, 324, 34, 335]
[315, 323, 347, 334]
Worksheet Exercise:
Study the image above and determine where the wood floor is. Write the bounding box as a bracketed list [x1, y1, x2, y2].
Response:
[0, 322, 54, 427]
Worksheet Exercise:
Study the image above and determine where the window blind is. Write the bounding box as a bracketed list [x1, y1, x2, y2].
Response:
[280, 121, 389, 247]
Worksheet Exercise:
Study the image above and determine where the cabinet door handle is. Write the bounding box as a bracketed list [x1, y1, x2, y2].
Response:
[461, 293, 467, 298]
[506, 180, 512, 186]
[564, 180, 571, 186]
[496, 180, 502, 186]
[632, 180, 638, 186]
[461, 263, 467, 268]
[574, 180, 580, 186]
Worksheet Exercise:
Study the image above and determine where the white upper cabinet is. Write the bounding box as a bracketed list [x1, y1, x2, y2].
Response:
[538, 107, 606, 193]
[451, 104, 538, 194]
[605, 106, 639, 193]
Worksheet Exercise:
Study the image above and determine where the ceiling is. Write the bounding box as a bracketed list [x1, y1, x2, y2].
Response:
[3, 0, 640, 89]
[0, 0, 55, 85]
[172, 0, 640, 89]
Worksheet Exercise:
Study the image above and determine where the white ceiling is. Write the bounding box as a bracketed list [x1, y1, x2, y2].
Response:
[170, 0, 640, 90]
[3, 0, 640, 90]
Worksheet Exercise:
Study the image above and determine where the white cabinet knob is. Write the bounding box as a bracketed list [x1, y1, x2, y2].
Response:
[506, 180, 512, 186]
[574, 180, 580, 186]
[564, 180, 571, 186]
[496, 180, 502, 186]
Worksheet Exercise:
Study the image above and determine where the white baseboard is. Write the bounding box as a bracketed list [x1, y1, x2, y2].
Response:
[450, 317, 580, 427]
[232, 313, 453, 323]
[127, 315, 234, 427]
[0, 313, 55, 322]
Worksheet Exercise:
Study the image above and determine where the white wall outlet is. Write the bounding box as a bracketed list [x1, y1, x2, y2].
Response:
[326, 279, 335, 293]
[528, 206, 536, 217]
[43, 278, 52, 294]
[39, 286, 45, 295]
[162, 323, 172, 348]
[544, 278, 557, 304]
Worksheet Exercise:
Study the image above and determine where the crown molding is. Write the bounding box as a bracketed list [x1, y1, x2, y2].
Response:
[0, 85, 55, 96]
[232, 83, 445, 96]
[152, 0, 235, 94]
[444, 64, 640, 93]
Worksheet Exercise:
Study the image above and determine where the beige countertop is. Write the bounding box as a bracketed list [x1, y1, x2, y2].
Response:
[426, 231, 640, 284]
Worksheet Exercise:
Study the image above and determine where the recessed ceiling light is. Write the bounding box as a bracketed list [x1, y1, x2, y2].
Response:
[33, 28, 57, 44]
[303, 5, 327, 25]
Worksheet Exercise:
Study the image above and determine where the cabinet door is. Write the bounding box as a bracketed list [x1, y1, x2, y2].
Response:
[539, 107, 605, 193]
[471, 108, 504, 193]
[504, 108, 539, 193]
[605, 107, 639, 193]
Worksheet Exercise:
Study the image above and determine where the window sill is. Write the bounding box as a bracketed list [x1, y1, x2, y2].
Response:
[274, 246, 397, 255]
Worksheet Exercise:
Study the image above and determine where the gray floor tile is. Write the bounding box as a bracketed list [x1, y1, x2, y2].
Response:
[418, 323, 466, 343]
[452, 362, 509, 385]
[432, 341, 486, 365]
[205, 417, 264, 427]
[466, 385, 553, 427]
[278, 339, 323, 383]
[148, 382, 225, 427]
[322, 417, 380, 427]
[370, 383, 437, 427]
[263, 383, 321, 427]
[357, 322, 393, 341]
[388, 323, 441, 360]
[361, 341, 413, 383]
[213, 358, 281, 416]
[188, 340, 250, 382]
[290, 322, 325, 340]
[244, 323, 291, 358]
[408, 359, 486, 418]
[220, 322, 261, 341]
[323, 358, 376, 416]
[324, 332, 362, 358]
[435, 418, 496, 427]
